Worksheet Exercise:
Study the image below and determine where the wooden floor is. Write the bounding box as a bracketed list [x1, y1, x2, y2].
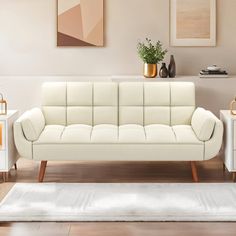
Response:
[0, 156, 236, 236]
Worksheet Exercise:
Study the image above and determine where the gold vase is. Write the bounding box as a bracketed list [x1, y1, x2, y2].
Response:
[143, 63, 157, 78]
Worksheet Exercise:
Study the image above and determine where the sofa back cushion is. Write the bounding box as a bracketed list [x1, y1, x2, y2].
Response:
[119, 82, 195, 126]
[42, 82, 118, 126]
[42, 82, 195, 126]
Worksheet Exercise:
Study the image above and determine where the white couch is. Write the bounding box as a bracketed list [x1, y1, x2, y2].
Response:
[14, 82, 223, 182]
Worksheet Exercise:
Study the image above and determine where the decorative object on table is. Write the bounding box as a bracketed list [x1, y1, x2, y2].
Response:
[159, 63, 169, 78]
[57, 0, 104, 46]
[137, 38, 167, 78]
[230, 98, 236, 115]
[170, 0, 216, 46]
[207, 65, 221, 71]
[168, 55, 176, 78]
[0, 93, 7, 115]
[199, 65, 228, 78]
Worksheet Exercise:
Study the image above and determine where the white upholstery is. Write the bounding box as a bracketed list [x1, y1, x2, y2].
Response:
[33, 124, 204, 161]
[41, 82, 195, 126]
[145, 125, 175, 143]
[33, 144, 204, 162]
[62, 125, 92, 143]
[42, 83, 67, 125]
[91, 125, 118, 143]
[20, 108, 45, 141]
[191, 108, 216, 141]
[119, 83, 144, 125]
[204, 112, 224, 160]
[34, 124, 202, 145]
[172, 125, 202, 144]
[144, 83, 171, 125]
[36, 125, 64, 143]
[14, 118, 33, 159]
[14, 82, 223, 163]
[67, 82, 93, 125]
[170, 83, 195, 125]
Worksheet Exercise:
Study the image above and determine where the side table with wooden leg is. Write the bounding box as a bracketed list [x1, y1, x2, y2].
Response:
[0, 110, 19, 183]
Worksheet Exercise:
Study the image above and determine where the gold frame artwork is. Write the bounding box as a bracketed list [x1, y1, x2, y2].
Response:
[170, 0, 216, 46]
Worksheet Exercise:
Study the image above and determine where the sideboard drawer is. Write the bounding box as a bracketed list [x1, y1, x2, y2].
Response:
[0, 151, 6, 170]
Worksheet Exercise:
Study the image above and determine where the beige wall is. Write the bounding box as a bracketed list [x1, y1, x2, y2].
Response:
[0, 0, 236, 76]
[0, 0, 236, 116]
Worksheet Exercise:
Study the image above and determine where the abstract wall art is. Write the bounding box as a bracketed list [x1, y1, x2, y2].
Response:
[170, 0, 216, 46]
[57, 0, 104, 46]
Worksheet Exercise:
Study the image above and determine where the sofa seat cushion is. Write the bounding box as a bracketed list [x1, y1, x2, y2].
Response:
[33, 124, 204, 161]
[36, 125, 65, 143]
[34, 124, 203, 145]
[172, 125, 202, 144]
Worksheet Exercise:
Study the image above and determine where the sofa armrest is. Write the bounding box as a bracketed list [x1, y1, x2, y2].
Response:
[191, 107, 223, 160]
[19, 108, 45, 141]
[204, 113, 223, 160]
[13, 108, 45, 159]
[191, 108, 216, 141]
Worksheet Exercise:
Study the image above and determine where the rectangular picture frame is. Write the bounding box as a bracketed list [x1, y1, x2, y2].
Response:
[170, 0, 216, 47]
[57, 0, 104, 47]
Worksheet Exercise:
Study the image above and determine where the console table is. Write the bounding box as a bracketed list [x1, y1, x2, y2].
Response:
[0, 110, 19, 182]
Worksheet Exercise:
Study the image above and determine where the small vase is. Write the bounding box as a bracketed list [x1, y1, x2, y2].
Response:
[168, 55, 176, 78]
[143, 63, 157, 78]
[159, 63, 168, 78]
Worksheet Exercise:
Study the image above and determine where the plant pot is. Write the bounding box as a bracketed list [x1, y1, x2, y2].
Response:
[143, 63, 157, 78]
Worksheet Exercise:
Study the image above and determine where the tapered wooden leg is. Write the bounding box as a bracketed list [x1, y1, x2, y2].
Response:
[2, 173, 5, 182]
[14, 163, 17, 170]
[233, 173, 236, 182]
[38, 161, 47, 182]
[190, 161, 199, 182]
[2, 172, 8, 182]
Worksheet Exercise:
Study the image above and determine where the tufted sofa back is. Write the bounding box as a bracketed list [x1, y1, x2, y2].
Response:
[42, 82, 195, 126]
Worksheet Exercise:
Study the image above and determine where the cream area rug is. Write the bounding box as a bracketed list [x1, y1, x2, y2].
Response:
[0, 183, 236, 222]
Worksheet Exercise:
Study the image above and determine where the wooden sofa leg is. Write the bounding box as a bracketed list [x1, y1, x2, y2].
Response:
[38, 161, 47, 182]
[190, 161, 199, 182]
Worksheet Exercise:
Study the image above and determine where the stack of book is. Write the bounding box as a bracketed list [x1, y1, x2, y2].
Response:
[199, 67, 228, 78]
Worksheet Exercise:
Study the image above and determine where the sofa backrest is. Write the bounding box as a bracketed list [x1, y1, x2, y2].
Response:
[42, 82, 195, 126]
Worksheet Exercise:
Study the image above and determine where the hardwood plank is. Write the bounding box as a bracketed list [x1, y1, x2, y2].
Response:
[69, 222, 236, 236]
[0, 223, 69, 236]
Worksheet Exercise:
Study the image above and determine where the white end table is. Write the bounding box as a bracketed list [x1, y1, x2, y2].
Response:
[0, 110, 19, 182]
[220, 110, 236, 181]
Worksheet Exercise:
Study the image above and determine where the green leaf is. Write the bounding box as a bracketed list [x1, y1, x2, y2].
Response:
[137, 38, 167, 64]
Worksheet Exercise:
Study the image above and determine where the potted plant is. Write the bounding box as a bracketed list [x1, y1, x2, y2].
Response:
[137, 38, 167, 78]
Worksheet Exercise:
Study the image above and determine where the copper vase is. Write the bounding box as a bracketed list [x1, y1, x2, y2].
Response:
[143, 63, 157, 78]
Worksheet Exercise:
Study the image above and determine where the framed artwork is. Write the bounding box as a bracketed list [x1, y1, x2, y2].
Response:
[170, 0, 216, 46]
[57, 0, 104, 46]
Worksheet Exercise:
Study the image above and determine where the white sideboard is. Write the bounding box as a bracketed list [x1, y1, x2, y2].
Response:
[0, 110, 19, 182]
